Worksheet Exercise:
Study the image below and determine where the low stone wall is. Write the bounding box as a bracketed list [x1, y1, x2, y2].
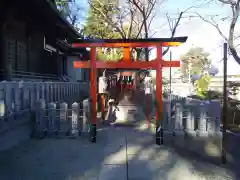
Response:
[0, 81, 89, 151]
[132, 95, 223, 162]
[156, 96, 222, 162]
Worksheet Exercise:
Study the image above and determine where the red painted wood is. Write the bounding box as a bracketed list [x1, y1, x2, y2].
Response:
[155, 46, 163, 122]
[72, 42, 181, 48]
[90, 48, 97, 125]
[73, 39, 184, 127]
[123, 48, 130, 61]
[73, 60, 180, 69]
[101, 94, 105, 115]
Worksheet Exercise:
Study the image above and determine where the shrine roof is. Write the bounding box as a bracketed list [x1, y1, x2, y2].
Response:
[39, 0, 81, 40]
[74, 36, 188, 44]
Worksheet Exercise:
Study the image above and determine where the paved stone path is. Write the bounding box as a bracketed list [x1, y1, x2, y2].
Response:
[0, 126, 237, 180]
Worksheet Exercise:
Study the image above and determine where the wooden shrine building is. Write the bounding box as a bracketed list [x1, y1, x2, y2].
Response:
[0, 0, 89, 81]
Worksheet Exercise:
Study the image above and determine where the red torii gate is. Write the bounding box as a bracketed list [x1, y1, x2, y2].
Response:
[72, 37, 188, 145]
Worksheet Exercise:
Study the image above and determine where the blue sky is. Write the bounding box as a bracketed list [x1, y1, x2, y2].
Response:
[150, 0, 239, 76]
[73, 0, 88, 26]
[76, 0, 240, 76]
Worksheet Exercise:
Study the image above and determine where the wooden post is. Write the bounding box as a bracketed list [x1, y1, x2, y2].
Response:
[123, 48, 130, 61]
[155, 46, 163, 145]
[101, 94, 105, 119]
[222, 42, 228, 164]
[71, 39, 185, 144]
[90, 47, 97, 143]
[120, 76, 123, 93]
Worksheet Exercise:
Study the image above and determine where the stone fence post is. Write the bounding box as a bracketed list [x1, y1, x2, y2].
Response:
[211, 100, 221, 135]
[185, 105, 196, 136]
[30, 83, 36, 111]
[174, 102, 184, 146]
[35, 99, 46, 137]
[14, 82, 22, 113]
[3, 81, 13, 121]
[71, 102, 80, 136]
[0, 100, 5, 127]
[82, 99, 90, 133]
[47, 102, 57, 135]
[198, 102, 208, 137]
[35, 83, 41, 103]
[59, 102, 68, 135]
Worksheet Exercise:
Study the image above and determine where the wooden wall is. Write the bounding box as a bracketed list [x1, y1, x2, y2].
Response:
[3, 20, 28, 72]
[1, 18, 64, 80]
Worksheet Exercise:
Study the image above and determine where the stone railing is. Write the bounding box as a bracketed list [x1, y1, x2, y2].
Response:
[0, 81, 89, 151]
[34, 98, 91, 139]
[159, 96, 222, 160]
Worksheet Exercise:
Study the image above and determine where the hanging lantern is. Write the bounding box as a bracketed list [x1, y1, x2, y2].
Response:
[98, 76, 108, 94]
[144, 76, 152, 94]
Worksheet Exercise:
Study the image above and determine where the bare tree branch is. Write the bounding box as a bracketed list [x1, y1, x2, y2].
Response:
[218, 0, 237, 5]
[195, 0, 240, 65]
[129, 0, 158, 61]
[126, 4, 136, 38]
[147, 14, 156, 33]
[166, 13, 173, 31]
[162, 11, 184, 55]
[195, 12, 228, 41]
[87, 0, 196, 62]
[228, 0, 240, 64]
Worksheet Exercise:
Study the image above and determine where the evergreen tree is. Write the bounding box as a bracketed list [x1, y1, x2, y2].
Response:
[180, 47, 212, 97]
[55, 0, 82, 27]
[83, 0, 119, 39]
[83, 0, 122, 61]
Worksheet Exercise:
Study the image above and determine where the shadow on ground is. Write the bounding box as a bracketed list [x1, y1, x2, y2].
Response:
[0, 90, 238, 180]
[125, 126, 237, 180]
[0, 123, 238, 180]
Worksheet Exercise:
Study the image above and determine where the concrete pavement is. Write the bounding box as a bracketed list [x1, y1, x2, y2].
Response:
[0, 125, 237, 180]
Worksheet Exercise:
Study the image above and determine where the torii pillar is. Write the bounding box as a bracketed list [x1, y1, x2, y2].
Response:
[72, 37, 188, 144]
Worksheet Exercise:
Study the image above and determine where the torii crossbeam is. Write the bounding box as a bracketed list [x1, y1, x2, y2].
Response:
[72, 37, 188, 144]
